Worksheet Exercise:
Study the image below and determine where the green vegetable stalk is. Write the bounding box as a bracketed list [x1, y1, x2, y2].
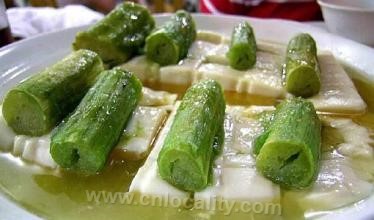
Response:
[227, 21, 257, 70]
[255, 98, 321, 189]
[157, 80, 226, 192]
[50, 68, 142, 174]
[2, 49, 104, 136]
[285, 33, 321, 97]
[73, 2, 155, 66]
[145, 10, 196, 66]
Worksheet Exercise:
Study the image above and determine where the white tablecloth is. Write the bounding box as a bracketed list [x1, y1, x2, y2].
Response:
[6, 5, 103, 38]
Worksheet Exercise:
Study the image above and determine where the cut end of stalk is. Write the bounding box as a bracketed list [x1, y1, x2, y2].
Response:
[158, 149, 206, 192]
[50, 140, 105, 174]
[145, 32, 179, 66]
[256, 141, 315, 189]
[2, 90, 49, 136]
[50, 141, 80, 168]
[227, 43, 256, 70]
[286, 65, 321, 98]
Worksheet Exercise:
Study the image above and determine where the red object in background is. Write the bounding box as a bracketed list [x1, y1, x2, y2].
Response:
[200, 0, 322, 21]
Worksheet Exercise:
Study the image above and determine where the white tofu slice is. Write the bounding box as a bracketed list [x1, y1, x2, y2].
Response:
[2, 104, 55, 169]
[239, 74, 284, 100]
[309, 52, 366, 114]
[242, 51, 284, 97]
[220, 168, 280, 202]
[129, 103, 189, 200]
[215, 105, 272, 168]
[195, 167, 280, 204]
[197, 105, 280, 206]
[204, 50, 365, 113]
[322, 116, 373, 159]
[113, 106, 168, 161]
[285, 153, 373, 211]
[140, 87, 177, 107]
[195, 63, 246, 92]
[196, 51, 285, 98]
[13, 135, 27, 156]
[0, 105, 16, 151]
[191, 168, 221, 202]
[119, 56, 160, 83]
[196, 31, 223, 44]
[205, 44, 229, 65]
[121, 35, 365, 115]
[205, 42, 283, 65]
[225, 105, 247, 117]
[13, 134, 57, 169]
[188, 40, 219, 60]
[121, 36, 218, 87]
[228, 116, 263, 154]
[257, 40, 286, 55]
[6, 101, 174, 168]
[129, 161, 189, 199]
[159, 59, 201, 85]
[215, 153, 256, 169]
[218, 106, 265, 158]
[215, 34, 285, 54]
[147, 102, 180, 161]
[241, 105, 275, 118]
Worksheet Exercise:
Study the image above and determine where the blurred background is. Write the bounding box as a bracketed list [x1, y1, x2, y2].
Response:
[4, 0, 199, 14]
[1, 0, 323, 43]
[4, 0, 323, 20]
[12, 1, 374, 48]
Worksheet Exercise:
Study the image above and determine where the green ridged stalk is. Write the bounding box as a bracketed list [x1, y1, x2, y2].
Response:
[73, 2, 155, 66]
[2, 49, 104, 136]
[255, 98, 321, 189]
[157, 80, 225, 192]
[50, 68, 142, 174]
[227, 21, 257, 70]
[285, 33, 321, 97]
[145, 10, 196, 66]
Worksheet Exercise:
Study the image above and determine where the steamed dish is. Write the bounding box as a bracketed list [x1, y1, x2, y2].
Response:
[0, 2, 373, 220]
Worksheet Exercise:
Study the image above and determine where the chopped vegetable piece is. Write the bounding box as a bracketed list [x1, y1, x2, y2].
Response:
[157, 80, 226, 192]
[73, 2, 155, 66]
[50, 68, 142, 174]
[2, 49, 104, 136]
[285, 33, 321, 97]
[145, 10, 196, 66]
[255, 98, 321, 189]
[227, 21, 257, 70]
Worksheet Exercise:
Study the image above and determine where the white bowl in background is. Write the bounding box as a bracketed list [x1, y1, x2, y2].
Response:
[318, 0, 374, 46]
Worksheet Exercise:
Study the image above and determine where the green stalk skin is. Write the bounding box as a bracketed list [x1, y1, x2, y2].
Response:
[50, 68, 142, 174]
[253, 111, 275, 155]
[212, 125, 224, 158]
[227, 21, 257, 70]
[255, 98, 321, 189]
[208, 126, 224, 185]
[285, 33, 321, 98]
[2, 50, 104, 136]
[145, 10, 196, 66]
[73, 2, 155, 66]
[157, 80, 225, 192]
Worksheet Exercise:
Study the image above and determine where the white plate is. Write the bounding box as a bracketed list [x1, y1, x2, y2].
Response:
[0, 14, 373, 220]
